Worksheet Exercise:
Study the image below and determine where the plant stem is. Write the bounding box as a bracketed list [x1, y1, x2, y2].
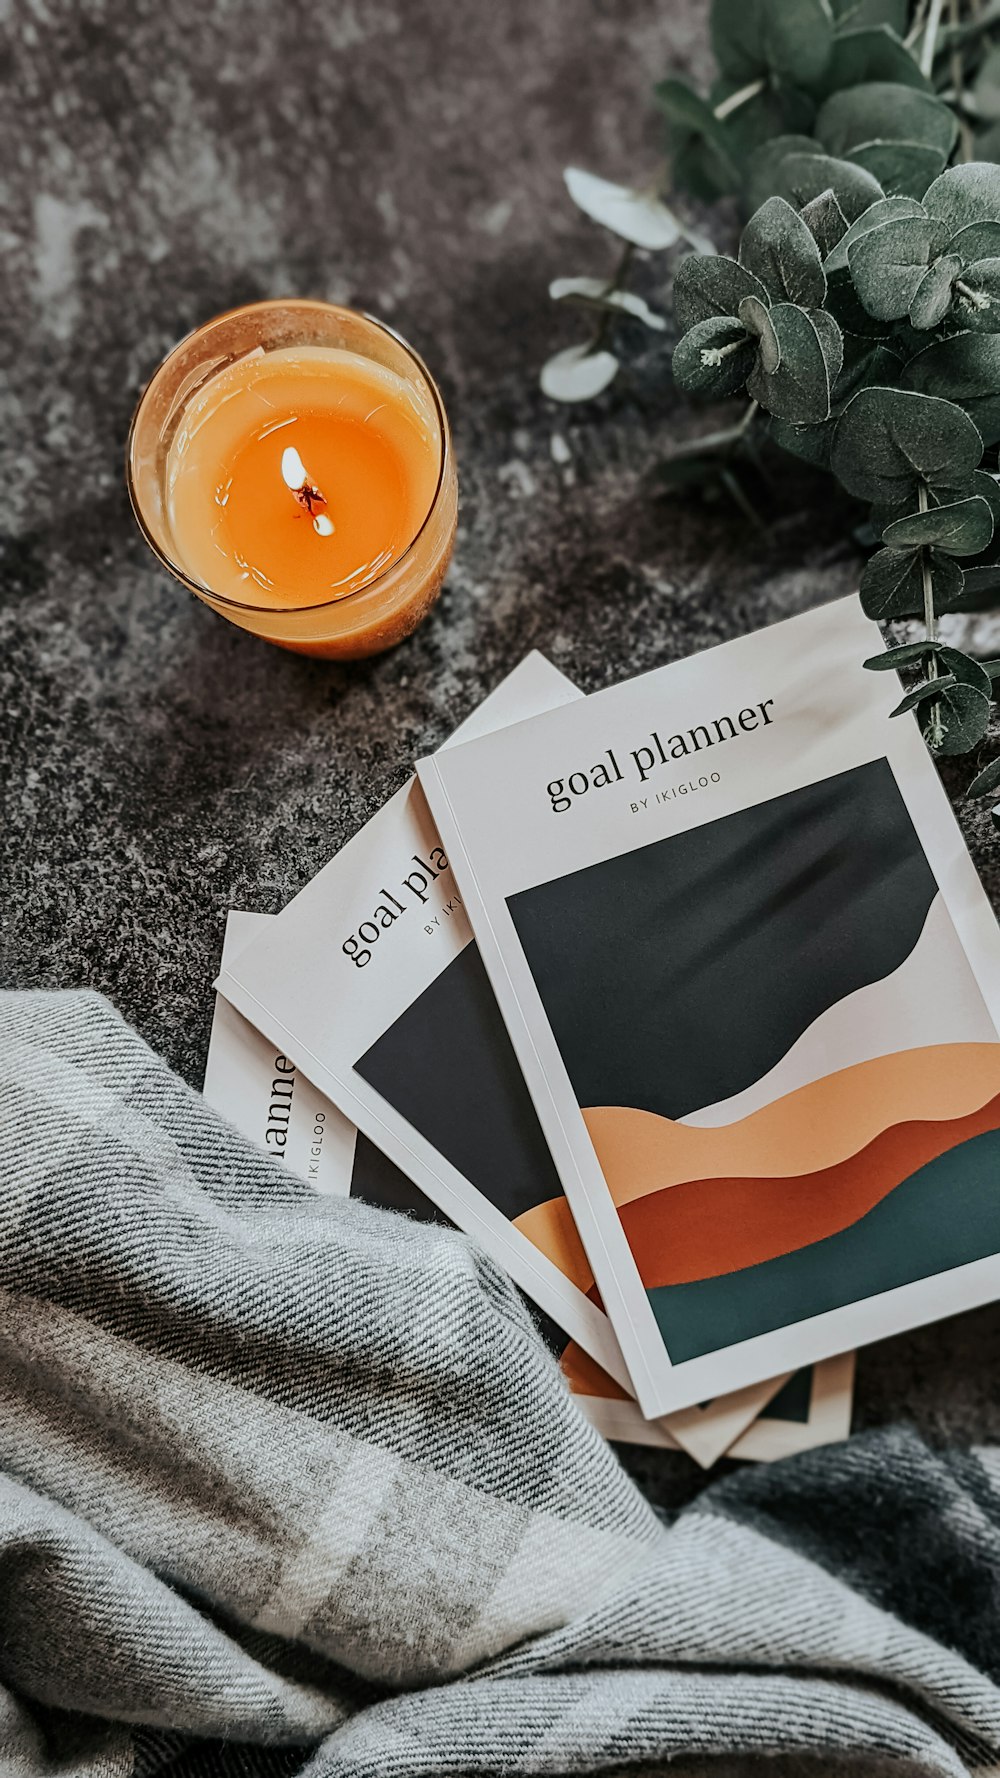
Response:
[920, 0, 947, 77]
[591, 243, 635, 352]
[948, 0, 974, 160]
[713, 77, 767, 120]
[919, 483, 937, 676]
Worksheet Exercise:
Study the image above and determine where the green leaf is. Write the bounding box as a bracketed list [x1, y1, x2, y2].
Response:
[863, 640, 940, 670]
[883, 494, 994, 556]
[656, 79, 742, 187]
[974, 45, 1000, 125]
[848, 141, 948, 201]
[673, 254, 770, 332]
[713, 80, 817, 159]
[924, 683, 992, 755]
[935, 646, 994, 698]
[847, 215, 940, 321]
[909, 255, 961, 329]
[824, 194, 925, 273]
[744, 134, 818, 212]
[739, 195, 827, 305]
[859, 544, 963, 618]
[813, 25, 930, 95]
[891, 673, 958, 715]
[672, 316, 756, 397]
[947, 221, 1000, 261]
[831, 386, 984, 504]
[763, 150, 885, 220]
[815, 84, 957, 162]
[834, 336, 908, 405]
[810, 304, 844, 386]
[922, 163, 1000, 238]
[951, 260, 1000, 333]
[829, 0, 906, 28]
[799, 188, 848, 258]
[967, 753, 1000, 798]
[710, 0, 835, 86]
[899, 333, 1000, 448]
[745, 300, 835, 420]
[769, 414, 835, 466]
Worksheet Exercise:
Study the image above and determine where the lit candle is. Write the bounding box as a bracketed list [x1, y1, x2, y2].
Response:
[128, 302, 457, 658]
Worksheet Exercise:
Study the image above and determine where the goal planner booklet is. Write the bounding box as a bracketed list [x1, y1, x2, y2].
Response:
[206, 911, 855, 1462]
[215, 652, 786, 1465]
[418, 598, 1000, 1419]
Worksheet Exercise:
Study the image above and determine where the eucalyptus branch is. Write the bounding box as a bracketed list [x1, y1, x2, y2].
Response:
[713, 78, 768, 120]
[918, 484, 937, 669]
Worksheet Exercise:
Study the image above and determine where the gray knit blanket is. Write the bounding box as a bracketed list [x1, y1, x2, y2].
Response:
[3, 989, 1000, 1778]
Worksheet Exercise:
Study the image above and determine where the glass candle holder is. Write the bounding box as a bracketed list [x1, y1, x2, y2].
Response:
[127, 299, 458, 659]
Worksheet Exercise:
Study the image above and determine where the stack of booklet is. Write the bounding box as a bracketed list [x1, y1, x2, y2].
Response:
[205, 597, 1000, 1467]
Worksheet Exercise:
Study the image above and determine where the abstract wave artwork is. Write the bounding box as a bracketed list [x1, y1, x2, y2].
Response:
[508, 760, 1000, 1361]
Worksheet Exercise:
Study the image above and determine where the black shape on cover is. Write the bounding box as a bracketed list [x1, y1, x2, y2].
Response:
[350, 1129, 451, 1227]
[507, 760, 936, 1121]
[355, 941, 564, 1220]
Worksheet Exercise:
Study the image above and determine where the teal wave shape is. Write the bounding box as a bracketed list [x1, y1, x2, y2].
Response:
[649, 1124, 1000, 1364]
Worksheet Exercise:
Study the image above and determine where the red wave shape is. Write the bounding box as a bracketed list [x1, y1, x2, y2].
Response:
[617, 1087, 1000, 1288]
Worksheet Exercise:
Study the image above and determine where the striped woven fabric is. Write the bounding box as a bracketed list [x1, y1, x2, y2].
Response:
[2, 988, 999, 1777]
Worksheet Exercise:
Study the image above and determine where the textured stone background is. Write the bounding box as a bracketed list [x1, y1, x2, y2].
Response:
[4, 0, 1000, 1505]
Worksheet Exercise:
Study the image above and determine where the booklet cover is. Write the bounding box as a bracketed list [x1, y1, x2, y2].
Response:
[207, 912, 853, 1463]
[418, 597, 1000, 1418]
[214, 653, 786, 1465]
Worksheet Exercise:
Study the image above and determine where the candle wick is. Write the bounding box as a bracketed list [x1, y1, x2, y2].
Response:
[281, 443, 333, 532]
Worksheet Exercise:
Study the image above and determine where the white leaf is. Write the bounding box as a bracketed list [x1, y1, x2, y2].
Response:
[548, 276, 667, 330]
[540, 343, 619, 402]
[564, 167, 682, 249]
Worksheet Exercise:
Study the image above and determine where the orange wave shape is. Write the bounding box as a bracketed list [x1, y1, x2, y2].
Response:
[584, 1043, 1000, 1209]
[618, 1084, 1000, 1287]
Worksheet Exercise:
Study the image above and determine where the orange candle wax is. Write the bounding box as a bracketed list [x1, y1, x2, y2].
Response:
[128, 302, 457, 658]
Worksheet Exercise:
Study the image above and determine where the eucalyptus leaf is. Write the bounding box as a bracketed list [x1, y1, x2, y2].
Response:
[562, 169, 684, 249]
[714, 80, 817, 158]
[540, 344, 620, 402]
[710, 0, 834, 86]
[549, 278, 669, 329]
[899, 332, 1000, 447]
[922, 163, 1000, 237]
[823, 194, 925, 273]
[744, 135, 821, 212]
[923, 683, 992, 754]
[809, 304, 844, 386]
[799, 188, 848, 258]
[815, 84, 958, 161]
[745, 300, 834, 420]
[813, 25, 930, 95]
[739, 195, 827, 305]
[909, 255, 962, 329]
[951, 259, 1000, 333]
[863, 640, 941, 670]
[672, 316, 756, 397]
[831, 386, 984, 503]
[657, 78, 742, 187]
[829, 0, 906, 28]
[891, 673, 958, 716]
[946, 221, 1000, 261]
[859, 544, 963, 618]
[763, 151, 885, 219]
[967, 753, 1000, 798]
[847, 215, 940, 321]
[848, 141, 949, 201]
[673, 254, 770, 331]
[882, 494, 994, 555]
[935, 646, 994, 697]
[769, 414, 835, 466]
